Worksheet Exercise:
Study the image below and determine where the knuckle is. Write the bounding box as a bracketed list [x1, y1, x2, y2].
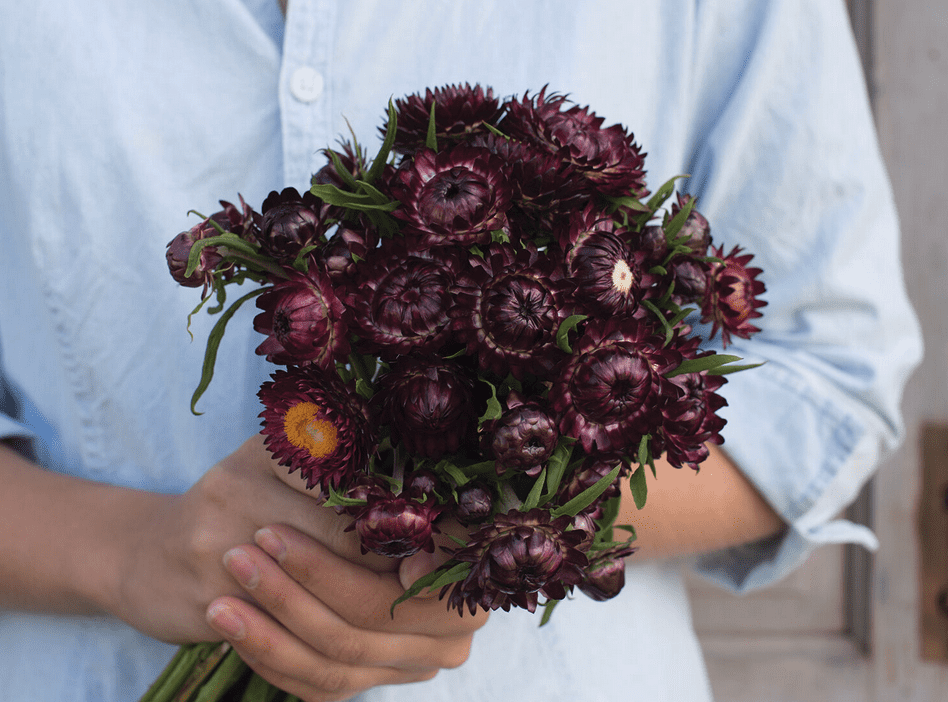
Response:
[305, 665, 351, 696]
[439, 637, 474, 669]
[327, 633, 368, 666]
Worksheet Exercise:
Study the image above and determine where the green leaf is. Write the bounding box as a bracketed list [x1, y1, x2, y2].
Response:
[540, 440, 574, 505]
[490, 228, 510, 244]
[551, 464, 622, 519]
[441, 461, 471, 488]
[391, 561, 470, 615]
[354, 378, 374, 399]
[645, 174, 688, 214]
[522, 467, 547, 511]
[539, 598, 561, 627]
[366, 99, 398, 185]
[190, 287, 266, 415]
[425, 101, 438, 152]
[662, 193, 695, 242]
[636, 434, 650, 468]
[629, 465, 648, 510]
[555, 314, 587, 353]
[322, 484, 368, 508]
[326, 148, 361, 192]
[664, 354, 744, 378]
[478, 378, 503, 425]
[483, 122, 509, 140]
[308, 183, 398, 212]
[708, 361, 765, 375]
[184, 233, 259, 278]
[640, 299, 676, 347]
[603, 194, 650, 212]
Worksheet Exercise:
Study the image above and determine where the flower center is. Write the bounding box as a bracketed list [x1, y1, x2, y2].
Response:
[611, 259, 635, 294]
[283, 401, 339, 459]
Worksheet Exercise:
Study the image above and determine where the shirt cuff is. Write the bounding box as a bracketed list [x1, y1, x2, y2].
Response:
[689, 355, 884, 593]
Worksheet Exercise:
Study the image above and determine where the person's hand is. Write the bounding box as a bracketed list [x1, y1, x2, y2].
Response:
[108, 434, 397, 643]
[206, 524, 489, 702]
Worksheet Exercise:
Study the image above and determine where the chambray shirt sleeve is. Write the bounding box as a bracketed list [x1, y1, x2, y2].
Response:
[683, 0, 923, 592]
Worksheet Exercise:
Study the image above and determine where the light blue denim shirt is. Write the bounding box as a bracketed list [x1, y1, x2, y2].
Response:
[0, 1, 922, 700]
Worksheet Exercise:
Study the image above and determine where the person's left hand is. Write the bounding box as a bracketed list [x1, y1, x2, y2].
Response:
[207, 523, 488, 702]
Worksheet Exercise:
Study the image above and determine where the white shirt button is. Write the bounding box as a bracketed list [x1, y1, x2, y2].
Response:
[289, 66, 324, 103]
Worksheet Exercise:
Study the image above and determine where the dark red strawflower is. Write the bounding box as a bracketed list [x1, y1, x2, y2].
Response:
[555, 455, 627, 518]
[346, 240, 461, 359]
[473, 132, 590, 232]
[669, 193, 711, 253]
[258, 187, 328, 262]
[388, 83, 504, 155]
[451, 244, 572, 379]
[486, 400, 560, 477]
[701, 245, 767, 346]
[348, 492, 443, 558]
[564, 205, 651, 318]
[578, 545, 637, 602]
[443, 508, 588, 615]
[258, 366, 377, 492]
[372, 356, 477, 459]
[550, 319, 681, 453]
[501, 88, 648, 197]
[660, 363, 728, 469]
[166, 217, 226, 294]
[391, 145, 512, 248]
[252, 266, 350, 371]
[453, 481, 494, 526]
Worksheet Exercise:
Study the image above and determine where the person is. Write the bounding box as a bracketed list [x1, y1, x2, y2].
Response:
[0, 0, 922, 700]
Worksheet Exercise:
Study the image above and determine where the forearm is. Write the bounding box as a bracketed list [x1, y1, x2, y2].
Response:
[618, 444, 785, 559]
[0, 441, 162, 616]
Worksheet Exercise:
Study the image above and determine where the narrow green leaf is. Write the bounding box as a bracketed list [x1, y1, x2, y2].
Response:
[322, 484, 367, 508]
[478, 378, 502, 425]
[636, 434, 651, 468]
[483, 122, 509, 140]
[441, 461, 471, 488]
[645, 174, 689, 214]
[629, 465, 648, 509]
[391, 561, 470, 615]
[366, 99, 398, 185]
[185, 233, 259, 277]
[664, 354, 744, 378]
[640, 299, 675, 346]
[662, 194, 695, 242]
[327, 149, 360, 191]
[190, 287, 266, 415]
[542, 440, 574, 503]
[555, 314, 587, 353]
[604, 194, 650, 212]
[522, 467, 547, 511]
[708, 361, 765, 375]
[551, 464, 622, 519]
[425, 101, 438, 152]
[354, 378, 374, 399]
[539, 598, 561, 627]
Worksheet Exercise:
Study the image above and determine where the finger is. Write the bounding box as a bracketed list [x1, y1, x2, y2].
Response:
[206, 595, 427, 702]
[228, 435, 396, 573]
[256, 524, 490, 637]
[222, 544, 474, 670]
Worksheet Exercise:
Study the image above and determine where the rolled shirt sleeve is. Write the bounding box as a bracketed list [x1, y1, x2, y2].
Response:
[683, 0, 923, 591]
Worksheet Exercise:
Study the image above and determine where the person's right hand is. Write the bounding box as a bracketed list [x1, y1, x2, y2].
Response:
[108, 434, 399, 644]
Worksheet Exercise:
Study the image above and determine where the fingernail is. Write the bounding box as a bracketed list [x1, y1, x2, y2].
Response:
[254, 527, 286, 563]
[223, 547, 260, 589]
[207, 602, 246, 640]
[399, 549, 444, 595]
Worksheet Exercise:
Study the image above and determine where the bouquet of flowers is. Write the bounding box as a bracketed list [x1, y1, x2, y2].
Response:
[144, 84, 765, 701]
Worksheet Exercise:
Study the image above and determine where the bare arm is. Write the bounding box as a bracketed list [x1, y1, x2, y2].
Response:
[618, 444, 786, 559]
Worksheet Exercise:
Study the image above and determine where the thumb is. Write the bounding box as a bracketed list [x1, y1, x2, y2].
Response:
[398, 547, 450, 598]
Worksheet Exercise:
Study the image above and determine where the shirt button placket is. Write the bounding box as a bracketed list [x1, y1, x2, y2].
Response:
[280, 0, 336, 188]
